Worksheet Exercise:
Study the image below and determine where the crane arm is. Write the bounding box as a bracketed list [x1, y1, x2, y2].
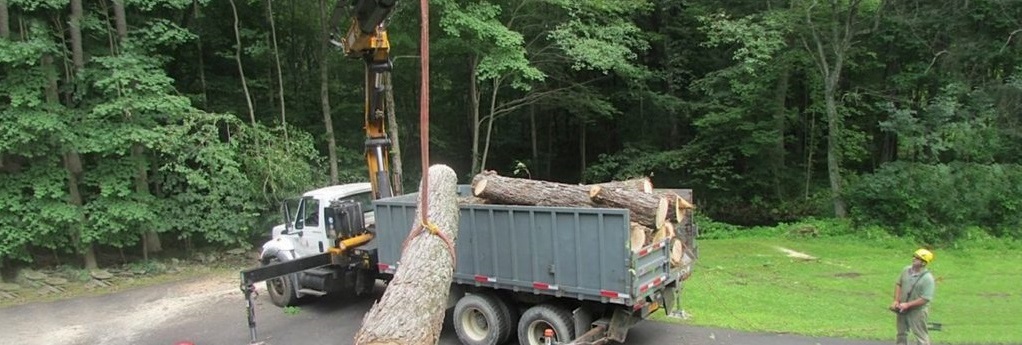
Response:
[330, 0, 397, 199]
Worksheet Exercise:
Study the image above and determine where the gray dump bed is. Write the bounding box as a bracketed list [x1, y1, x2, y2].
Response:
[373, 186, 674, 308]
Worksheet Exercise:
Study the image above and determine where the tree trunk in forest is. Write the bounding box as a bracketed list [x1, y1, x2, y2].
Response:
[228, 0, 257, 128]
[824, 82, 847, 217]
[112, 0, 162, 256]
[68, 0, 97, 269]
[112, 0, 126, 40]
[267, 0, 288, 146]
[589, 185, 668, 230]
[193, 0, 208, 108]
[772, 64, 790, 201]
[353, 165, 459, 345]
[318, 0, 338, 184]
[384, 72, 404, 194]
[579, 120, 586, 180]
[802, 0, 866, 218]
[468, 56, 482, 175]
[480, 78, 502, 174]
[530, 105, 538, 176]
[1, 0, 11, 39]
[472, 171, 595, 207]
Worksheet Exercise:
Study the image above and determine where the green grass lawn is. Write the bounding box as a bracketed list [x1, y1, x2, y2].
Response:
[655, 235, 1022, 344]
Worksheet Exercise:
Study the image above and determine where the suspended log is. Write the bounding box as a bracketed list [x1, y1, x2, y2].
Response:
[471, 171, 595, 207]
[354, 165, 460, 345]
[589, 185, 668, 229]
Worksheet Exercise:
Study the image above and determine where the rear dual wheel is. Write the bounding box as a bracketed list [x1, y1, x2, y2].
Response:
[517, 304, 574, 345]
[454, 293, 513, 345]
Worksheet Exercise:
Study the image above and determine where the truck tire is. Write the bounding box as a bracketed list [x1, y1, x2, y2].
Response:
[517, 304, 574, 345]
[265, 258, 299, 307]
[453, 293, 512, 345]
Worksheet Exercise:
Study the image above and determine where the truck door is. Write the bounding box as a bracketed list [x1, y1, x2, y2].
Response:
[291, 197, 328, 257]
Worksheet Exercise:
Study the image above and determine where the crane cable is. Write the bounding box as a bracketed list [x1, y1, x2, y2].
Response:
[401, 0, 456, 266]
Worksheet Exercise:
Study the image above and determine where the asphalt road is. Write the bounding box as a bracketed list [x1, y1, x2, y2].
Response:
[0, 274, 891, 345]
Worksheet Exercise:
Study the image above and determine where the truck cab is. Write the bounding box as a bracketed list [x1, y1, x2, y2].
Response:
[266, 183, 375, 258]
[257, 182, 379, 307]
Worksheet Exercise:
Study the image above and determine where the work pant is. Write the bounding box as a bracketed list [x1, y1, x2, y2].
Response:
[896, 308, 930, 345]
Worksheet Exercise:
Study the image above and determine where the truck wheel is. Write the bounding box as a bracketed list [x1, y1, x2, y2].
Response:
[454, 293, 512, 345]
[517, 304, 574, 345]
[265, 258, 299, 307]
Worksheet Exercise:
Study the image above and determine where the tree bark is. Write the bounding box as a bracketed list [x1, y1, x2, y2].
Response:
[589, 185, 668, 230]
[385, 72, 404, 194]
[192, 0, 208, 108]
[112, 0, 126, 40]
[354, 165, 460, 345]
[266, 0, 288, 145]
[596, 177, 653, 194]
[318, 0, 338, 184]
[0, 0, 10, 40]
[468, 56, 482, 174]
[228, 0, 257, 128]
[472, 171, 595, 207]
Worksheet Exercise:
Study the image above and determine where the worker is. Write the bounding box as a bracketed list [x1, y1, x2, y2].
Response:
[890, 248, 936, 345]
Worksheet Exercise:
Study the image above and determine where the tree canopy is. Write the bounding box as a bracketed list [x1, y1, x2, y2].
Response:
[1, 0, 1020, 268]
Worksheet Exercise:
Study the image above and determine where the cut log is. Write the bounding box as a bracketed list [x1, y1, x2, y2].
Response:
[589, 185, 668, 229]
[354, 165, 460, 345]
[472, 171, 595, 207]
[594, 177, 653, 194]
[669, 237, 684, 268]
[629, 222, 648, 253]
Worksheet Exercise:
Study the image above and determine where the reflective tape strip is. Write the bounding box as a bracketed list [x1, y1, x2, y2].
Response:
[600, 290, 631, 299]
[532, 282, 559, 291]
[638, 275, 666, 293]
[474, 275, 496, 283]
[637, 240, 667, 256]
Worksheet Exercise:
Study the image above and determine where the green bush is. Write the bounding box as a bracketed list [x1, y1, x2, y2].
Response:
[846, 162, 1022, 243]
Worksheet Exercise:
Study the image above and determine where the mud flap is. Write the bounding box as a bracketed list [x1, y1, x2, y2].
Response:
[607, 307, 640, 343]
[661, 283, 677, 316]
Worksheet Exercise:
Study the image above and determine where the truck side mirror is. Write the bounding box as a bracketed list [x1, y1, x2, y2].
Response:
[281, 201, 293, 234]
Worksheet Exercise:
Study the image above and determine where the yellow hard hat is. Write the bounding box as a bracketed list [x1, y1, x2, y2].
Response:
[914, 248, 934, 264]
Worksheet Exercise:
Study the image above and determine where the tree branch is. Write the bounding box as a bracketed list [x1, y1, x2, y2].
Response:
[1001, 29, 1022, 53]
[924, 50, 948, 74]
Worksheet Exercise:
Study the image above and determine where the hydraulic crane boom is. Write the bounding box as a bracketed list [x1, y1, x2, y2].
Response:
[330, 0, 397, 199]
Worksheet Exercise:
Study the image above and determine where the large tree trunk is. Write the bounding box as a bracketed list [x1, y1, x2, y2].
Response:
[318, 0, 338, 184]
[354, 165, 459, 345]
[589, 185, 669, 230]
[472, 171, 595, 207]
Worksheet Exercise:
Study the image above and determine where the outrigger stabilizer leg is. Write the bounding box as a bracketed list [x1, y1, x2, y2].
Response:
[243, 281, 258, 343]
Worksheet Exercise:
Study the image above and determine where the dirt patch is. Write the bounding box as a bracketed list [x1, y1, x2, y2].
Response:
[775, 246, 818, 260]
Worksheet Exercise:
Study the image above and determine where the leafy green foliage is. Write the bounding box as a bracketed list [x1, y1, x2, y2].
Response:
[846, 162, 1022, 243]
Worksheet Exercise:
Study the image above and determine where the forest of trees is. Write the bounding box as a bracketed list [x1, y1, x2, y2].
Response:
[1, 0, 1020, 270]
